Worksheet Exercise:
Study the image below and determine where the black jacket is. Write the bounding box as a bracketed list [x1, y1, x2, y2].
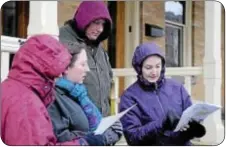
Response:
[47, 87, 89, 142]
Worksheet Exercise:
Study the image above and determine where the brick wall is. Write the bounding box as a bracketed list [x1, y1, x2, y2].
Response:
[58, 1, 225, 109]
[140, 1, 224, 107]
[140, 1, 205, 100]
[58, 1, 80, 27]
[140, 1, 165, 51]
[191, 1, 205, 101]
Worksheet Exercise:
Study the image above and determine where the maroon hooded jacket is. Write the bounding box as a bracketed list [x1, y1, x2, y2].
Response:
[1, 35, 87, 145]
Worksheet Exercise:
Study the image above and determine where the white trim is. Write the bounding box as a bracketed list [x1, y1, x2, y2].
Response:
[124, 1, 140, 68]
[201, 1, 224, 144]
[165, 20, 185, 27]
[124, 1, 140, 88]
[1, 35, 26, 53]
[27, 1, 59, 38]
[112, 77, 119, 113]
[1, 36, 26, 81]
[112, 67, 202, 77]
[1, 52, 10, 82]
[124, 1, 131, 68]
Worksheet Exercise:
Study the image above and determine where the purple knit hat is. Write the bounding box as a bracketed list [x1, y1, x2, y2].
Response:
[74, 1, 112, 41]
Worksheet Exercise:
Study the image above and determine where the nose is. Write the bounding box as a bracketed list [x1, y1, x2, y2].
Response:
[151, 68, 157, 75]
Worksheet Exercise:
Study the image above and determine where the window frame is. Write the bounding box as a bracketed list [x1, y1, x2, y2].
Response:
[165, 21, 184, 67]
[165, 1, 192, 67]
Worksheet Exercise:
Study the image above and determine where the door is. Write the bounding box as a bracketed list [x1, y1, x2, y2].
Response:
[107, 1, 125, 95]
[106, 1, 125, 114]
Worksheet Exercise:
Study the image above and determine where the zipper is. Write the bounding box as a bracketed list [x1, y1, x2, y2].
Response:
[89, 49, 102, 113]
[155, 90, 166, 118]
[94, 58, 103, 113]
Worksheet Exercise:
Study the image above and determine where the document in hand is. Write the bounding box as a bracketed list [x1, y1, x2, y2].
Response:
[94, 103, 137, 135]
[174, 103, 220, 132]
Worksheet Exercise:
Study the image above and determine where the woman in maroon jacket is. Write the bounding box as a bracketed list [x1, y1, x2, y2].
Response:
[0, 34, 89, 145]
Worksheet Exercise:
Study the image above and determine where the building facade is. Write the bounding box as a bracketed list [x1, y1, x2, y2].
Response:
[1, 1, 225, 144]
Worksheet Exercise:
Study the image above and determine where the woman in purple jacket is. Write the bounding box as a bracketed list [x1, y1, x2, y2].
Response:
[119, 42, 206, 145]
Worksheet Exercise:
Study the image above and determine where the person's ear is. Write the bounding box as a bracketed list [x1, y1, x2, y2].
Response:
[63, 68, 69, 75]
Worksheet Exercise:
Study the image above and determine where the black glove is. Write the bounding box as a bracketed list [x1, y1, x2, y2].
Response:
[163, 110, 180, 131]
[103, 122, 122, 146]
[110, 121, 123, 137]
[84, 133, 106, 146]
[182, 121, 206, 139]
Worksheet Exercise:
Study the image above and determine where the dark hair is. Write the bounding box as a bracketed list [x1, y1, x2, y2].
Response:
[63, 41, 87, 67]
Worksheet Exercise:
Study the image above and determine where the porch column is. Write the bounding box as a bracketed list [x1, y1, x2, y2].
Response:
[1, 52, 10, 82]
[27, 1, 59, 39]
[124, 1, 140, 89]
[201, 1, 224, 144]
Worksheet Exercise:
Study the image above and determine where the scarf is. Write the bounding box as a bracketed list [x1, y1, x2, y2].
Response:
[55, 77, 102, 131]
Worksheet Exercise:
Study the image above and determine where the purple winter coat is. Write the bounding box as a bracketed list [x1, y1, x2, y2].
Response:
[119, 42, 192, 145]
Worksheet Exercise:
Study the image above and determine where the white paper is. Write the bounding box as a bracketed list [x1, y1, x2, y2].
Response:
[174, 103, 220, 132]
[94, 103, 137, 135]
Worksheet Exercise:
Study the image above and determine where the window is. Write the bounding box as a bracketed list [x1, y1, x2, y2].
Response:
[165, 1, 185, 24]
[2, 1, 29, 37]
[165, 24, 183, 67]
[2, 1, 17, 37]
[1, 1, 29, 67]
[165, 1, 185, 67]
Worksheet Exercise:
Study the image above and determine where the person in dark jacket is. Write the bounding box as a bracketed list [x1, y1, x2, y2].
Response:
[119, 42, 206, 145]
[59, 1, 113, 117]
[0, 34, 88, 145]
[47, 42, 122, 146]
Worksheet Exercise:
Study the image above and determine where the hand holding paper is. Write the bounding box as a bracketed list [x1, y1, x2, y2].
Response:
[94, 103, 137, 135]
[174, 103, 220, 132]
